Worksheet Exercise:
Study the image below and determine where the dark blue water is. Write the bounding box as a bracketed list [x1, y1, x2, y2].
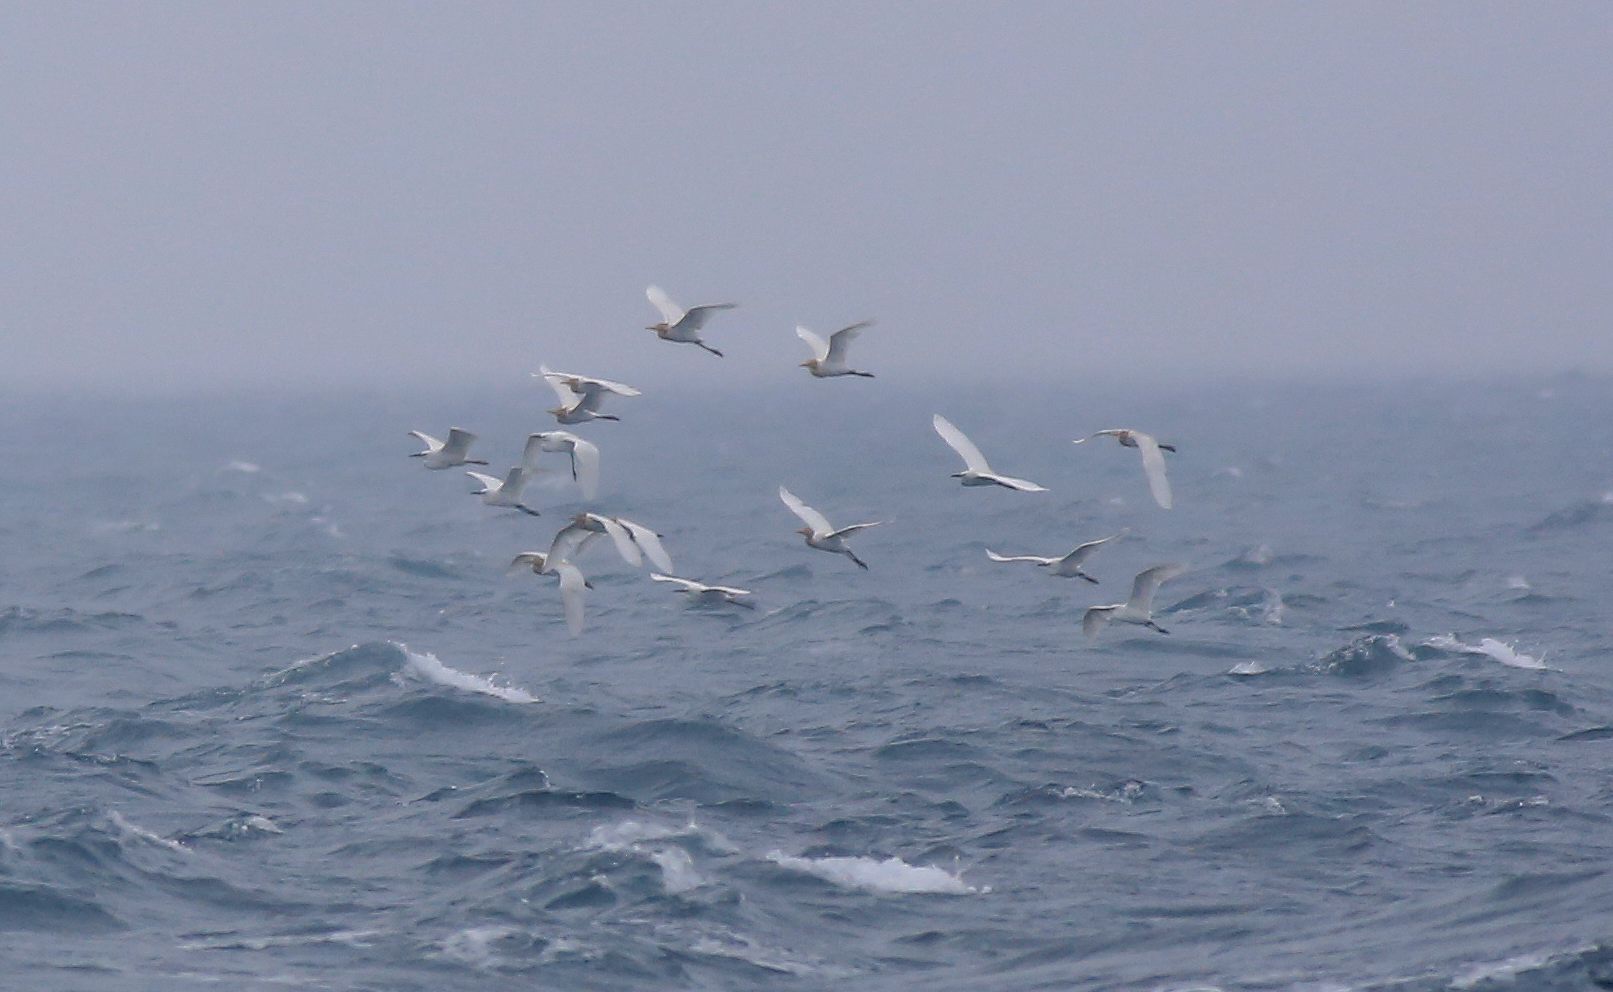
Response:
[2, 376, 1611, 990]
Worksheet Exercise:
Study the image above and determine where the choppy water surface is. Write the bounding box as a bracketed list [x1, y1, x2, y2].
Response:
[2, 377, 1611, 991]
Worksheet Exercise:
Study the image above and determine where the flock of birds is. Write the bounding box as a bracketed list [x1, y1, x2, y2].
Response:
[408, 286, 1187, 640]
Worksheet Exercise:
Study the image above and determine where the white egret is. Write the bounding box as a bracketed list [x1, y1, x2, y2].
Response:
[1082, 563, 1188, 639]
[932, 415, 1048, 492]
[409, 428, 488, 469]
[985, 531, 1128, 583]
[535, 365, 639, 425]
[466, 468, 541, 516]
[797, 320, 875, 378]
[1073, 429, 1175, 509]
[646, 285, 736, 357]
[650, 573, 756, 608]
[778, 486, 881, 570]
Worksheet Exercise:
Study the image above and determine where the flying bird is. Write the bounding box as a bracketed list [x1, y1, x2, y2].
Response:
[650, 573, 757, 609]
[932, 415, 1048, 492]
[523, 431, 601, 501]
[409, 428, 488, 470]
[509, 551, 590, 636]
[535, 365, 640, 425]
[984, 531, 1128, 583]
[1082, 563, 1188, 639]
[797, 320, 875, 378]
[466, 468, 541, 516]
[779, 486, 881, 570]
[646, 285, 736, 357]
[1073, 429, 1175, 509]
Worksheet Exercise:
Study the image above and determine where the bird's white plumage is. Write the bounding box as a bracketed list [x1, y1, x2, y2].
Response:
[796, 325, 830, 362]
[594, 515, 642, 566]
[1135, 434, 1173, 510]
[646, 285, 685, 325]
[553, 561, 588, 636]
[411, 427, 486, 468]
[933, 414, 991, 472]
[779, 486, 833, 537]
[1128, 562, 1187, 612]
[1074, 429, 1174, 509]
[933, 414, 1048, 492]
[824, 320, 871, 366]
[465, 471, 503, 493]
[1082, 563, 1188, 639]
[649, 573, 752, 597]
[443, 429, 478, 457]
[986, 532, 1126, 577]
[616, 518, 673, 573]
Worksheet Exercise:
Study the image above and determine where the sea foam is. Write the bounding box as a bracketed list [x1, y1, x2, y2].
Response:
[398, 645, 540, 703]
[765, 852, 985, 894]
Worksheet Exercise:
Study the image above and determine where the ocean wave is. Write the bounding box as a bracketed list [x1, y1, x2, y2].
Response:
[1425, 634, 1548, 670]
[260, 641, 537, 703]
[1318, 634, 1414, 676]
[765, 852, 986, 894]
[396, 645, 539, 703]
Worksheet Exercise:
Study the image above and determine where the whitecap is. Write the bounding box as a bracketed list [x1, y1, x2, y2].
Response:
[224, 460, 262, 474]
[1426, 634, 1548, 670]
[765, 852, 985, 894]
[1228, 661, 1269, 676]
[1505, 575, 1531, 590]
[439, 925, 524, 970]
[398, 645, 539, 703]
[108, 810, 188, 854]
[650, 847, 705, 893]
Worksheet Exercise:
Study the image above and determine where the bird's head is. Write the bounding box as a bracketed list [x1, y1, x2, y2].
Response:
[646, 323, 668, 334]
[796, 526, 813, 538]
[798, 359, 816, 369]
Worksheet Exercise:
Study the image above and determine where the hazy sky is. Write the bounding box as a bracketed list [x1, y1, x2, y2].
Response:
[3, 3, 1610, 393]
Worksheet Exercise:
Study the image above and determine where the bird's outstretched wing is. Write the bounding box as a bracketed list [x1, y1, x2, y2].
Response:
[825, 320, 873, 365]
[1082, 606, 1114, 639]
[779, 486, 833, 536]
[465, 471, 502, 493]
[571, 438, 600, 500]
[828, 521, 882, 540]
[933, 415, 991, 472]
[554, 561, 587, 636]
[1066, 531, 1127, 565]
[1129, 563, 1188, 611]
[508, 551, 547, 574]
[1135, 433, 1173, 510]
[444, 429, 478, 457]
[795, 325, 830, 362]
[650, 573, 705, 592]
[617, 517, 673, 573]
[646, 285, 684, 324]
[592, 514, 643, 566]
[987, 473, 1048, 493]
[564, 373, 640, 397]
[987, 550, 1052, 565]
[534, 366, 579, 407]
[409, 430, 443, 452]
[681, 302, 737, 330]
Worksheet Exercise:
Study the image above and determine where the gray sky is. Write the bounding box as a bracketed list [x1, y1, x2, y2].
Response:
[3, 2, 1610, 393]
